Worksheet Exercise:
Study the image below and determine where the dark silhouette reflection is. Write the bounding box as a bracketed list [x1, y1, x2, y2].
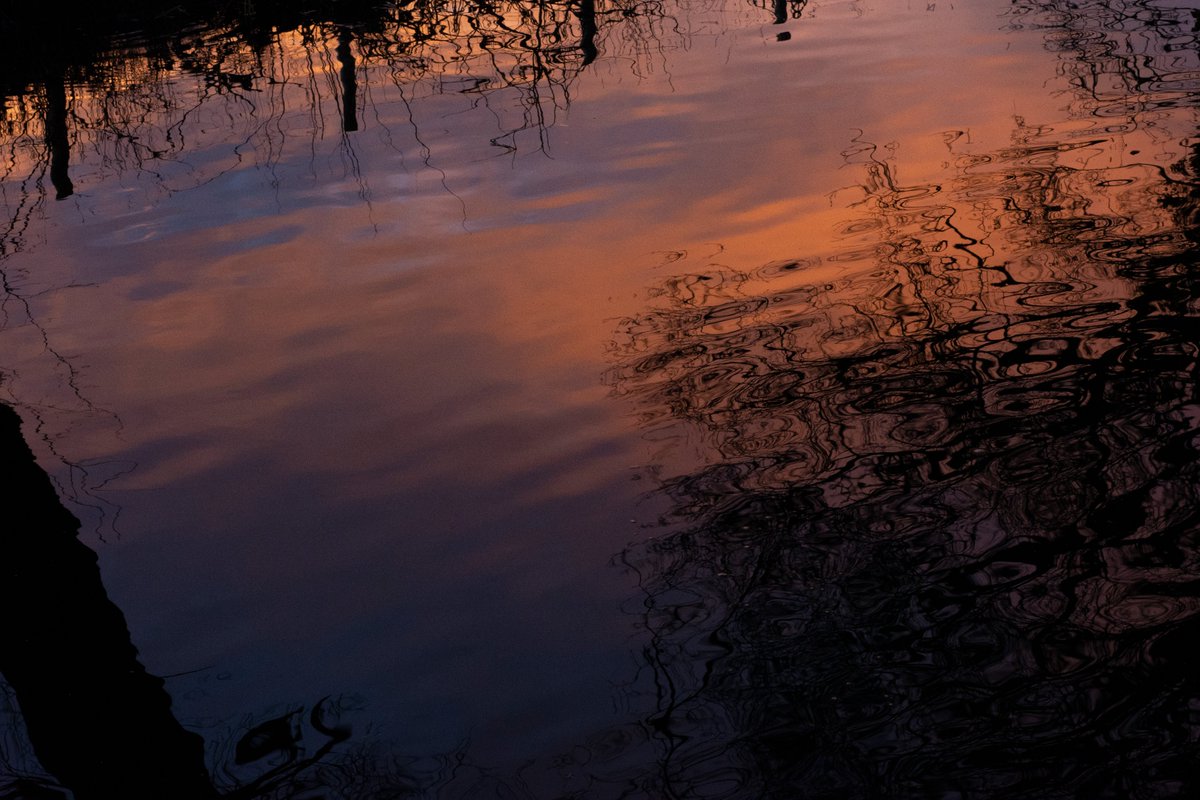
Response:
[767, 0, 806, 25]
[603, 2, 1200, 797]
[42, 74, 72, 201]
[0, 403, 429, 798]
[0, 403, 215, 799]
[337, 28, 360, 133]
[577, 0, 600, 66]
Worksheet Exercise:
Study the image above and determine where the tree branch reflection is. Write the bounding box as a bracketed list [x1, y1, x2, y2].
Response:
[0, 0, 749, 212]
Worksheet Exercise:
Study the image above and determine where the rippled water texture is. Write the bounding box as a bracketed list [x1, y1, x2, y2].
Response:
[5, 0, 1200, 797]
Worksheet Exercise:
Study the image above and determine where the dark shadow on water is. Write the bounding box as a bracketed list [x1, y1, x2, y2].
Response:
[0, 403, 437, 798]
[0, 403, 216, 799]
[598, 1, 1200, 797]
[606, 145, 1200, 799]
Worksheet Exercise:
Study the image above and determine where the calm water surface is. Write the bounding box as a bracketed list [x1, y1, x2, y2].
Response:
[4, 0, 1200, 796]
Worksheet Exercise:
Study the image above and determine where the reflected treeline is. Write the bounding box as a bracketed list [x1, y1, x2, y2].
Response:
[0, 0, 788, 217]
[605, 1, 1200, 797]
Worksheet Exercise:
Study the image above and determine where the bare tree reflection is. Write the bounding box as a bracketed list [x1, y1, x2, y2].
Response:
[604, 2, 1200, 797]
[0, 0, 746, 213]
[0, 0, 786, 627]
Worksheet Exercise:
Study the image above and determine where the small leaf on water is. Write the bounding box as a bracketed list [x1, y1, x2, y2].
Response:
[311, 695, 353, 741]
[235, 708, 303, 764]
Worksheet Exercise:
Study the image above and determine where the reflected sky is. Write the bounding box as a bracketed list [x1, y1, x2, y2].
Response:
[5, 0, 1200, 796]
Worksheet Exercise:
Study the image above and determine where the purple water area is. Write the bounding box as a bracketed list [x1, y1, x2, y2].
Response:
[5, 0, 1200, 796]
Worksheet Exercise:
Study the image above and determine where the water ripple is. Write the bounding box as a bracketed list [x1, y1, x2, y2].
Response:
[603, 2, 1200, 796]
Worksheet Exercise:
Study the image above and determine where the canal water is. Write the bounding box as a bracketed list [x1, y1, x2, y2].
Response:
[4, 0, 1200, 796]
